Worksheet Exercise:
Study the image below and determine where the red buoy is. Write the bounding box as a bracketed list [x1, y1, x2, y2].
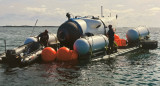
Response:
[70, 50, 78, 60]
[57, 47, 72, 61]
[114, 39, 127, 46]
[121, 39, 127, 46]
[41, 47, 57, 62]
[114, 34, 120, 40]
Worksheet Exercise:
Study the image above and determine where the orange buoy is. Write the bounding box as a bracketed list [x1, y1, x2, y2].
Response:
[114, 39, 120, 46]
[57, 47, 72, 61]
[70, 50, 78, 60]
[114, 34, 120, 40]
[41, 47, 57, 62]
[121, 39, 127, 46]
[114, 39, 127, 46]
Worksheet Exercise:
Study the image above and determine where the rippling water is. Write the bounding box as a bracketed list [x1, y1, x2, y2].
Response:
[0, 26, 159, 86]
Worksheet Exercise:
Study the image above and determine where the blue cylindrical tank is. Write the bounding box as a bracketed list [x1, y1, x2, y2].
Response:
[73, 35, 109, 55]
[24, 37, 37, 44]
[126, 26, 149, 41]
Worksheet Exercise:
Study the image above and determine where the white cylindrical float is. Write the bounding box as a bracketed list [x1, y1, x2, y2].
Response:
[126, 26, 150, 41]
[73, 35, 109, 55]
[48, 34, 58, 45]
[24, 34, 58, 45]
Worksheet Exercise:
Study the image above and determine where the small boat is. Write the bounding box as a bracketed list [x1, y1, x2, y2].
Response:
[0, 34, 59, 67]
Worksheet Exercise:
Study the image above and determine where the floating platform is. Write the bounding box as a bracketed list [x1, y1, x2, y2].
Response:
[92, 46, 140, 61]
[0, 37, 158, 67]
[0, 23, 158, 67]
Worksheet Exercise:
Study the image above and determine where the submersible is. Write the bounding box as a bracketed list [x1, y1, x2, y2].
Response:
[57, 15, 117, 48]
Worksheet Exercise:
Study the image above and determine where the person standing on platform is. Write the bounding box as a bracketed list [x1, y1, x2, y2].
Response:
[107, 25, 115, 53]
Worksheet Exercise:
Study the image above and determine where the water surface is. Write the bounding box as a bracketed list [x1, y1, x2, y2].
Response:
[0, 26, 159, 86]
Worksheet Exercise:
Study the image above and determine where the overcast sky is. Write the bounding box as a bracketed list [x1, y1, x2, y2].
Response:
[0, 0, 160, 27]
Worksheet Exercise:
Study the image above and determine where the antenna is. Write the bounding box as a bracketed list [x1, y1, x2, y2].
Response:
[30, 19, 38, 37]
[101, 6, 103, 17]
[116, 14, 118, 19]
[4, 40, 6, 54]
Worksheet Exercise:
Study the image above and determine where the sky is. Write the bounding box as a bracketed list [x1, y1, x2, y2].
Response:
[0, 0, 160, 27]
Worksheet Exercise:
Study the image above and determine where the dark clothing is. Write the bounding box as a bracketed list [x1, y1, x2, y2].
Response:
[107, 28, 115, 40]
[109, 38, 114, 52]
[107, 28, 115, 53]
[37, 32, 49, 47]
